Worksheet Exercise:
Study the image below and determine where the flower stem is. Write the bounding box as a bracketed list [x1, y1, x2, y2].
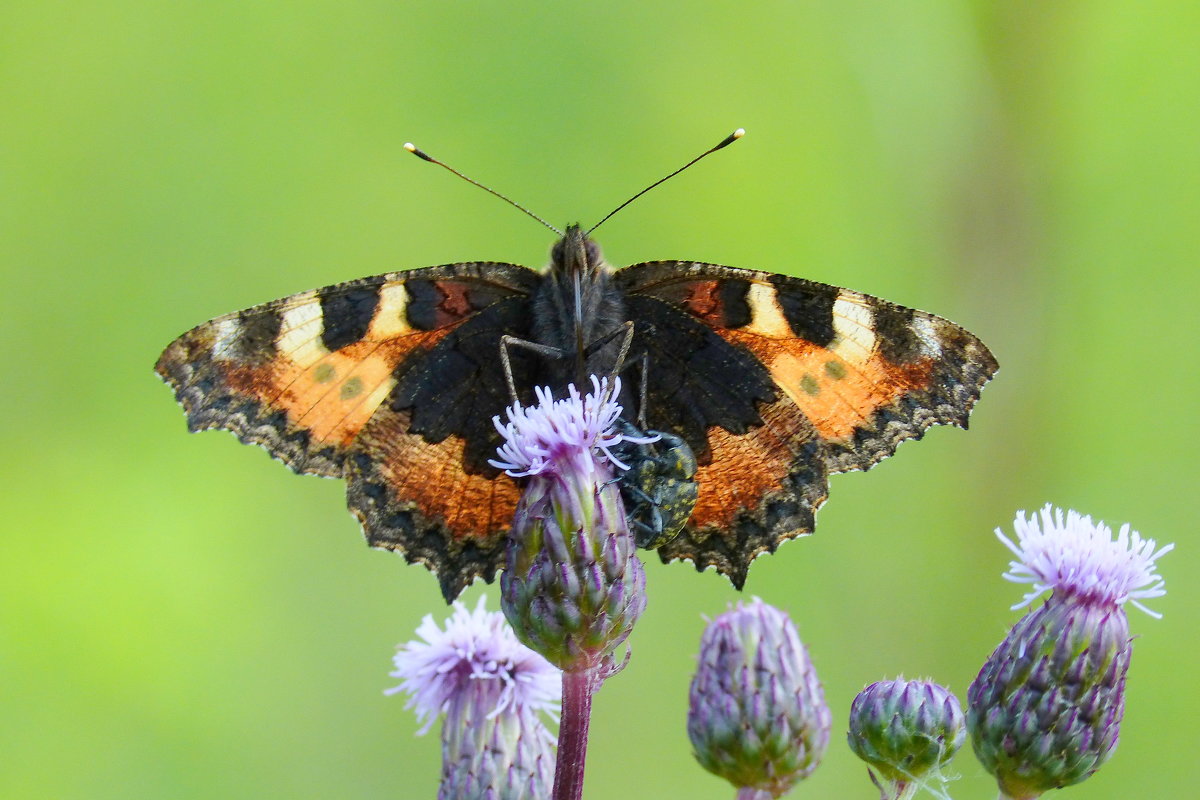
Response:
[735, 788, 772, 800]
[553, 667, 596, 800]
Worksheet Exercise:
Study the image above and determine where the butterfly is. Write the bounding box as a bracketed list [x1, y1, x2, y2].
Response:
[156, 136, 998, 602]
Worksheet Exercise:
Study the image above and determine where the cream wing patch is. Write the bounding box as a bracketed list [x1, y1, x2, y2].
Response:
[744, 282, 795, 338]
[210, 317, 242, 361]
[830, 293, 876, 363]
[367, 281, 413, 340]
[910, 315, 942, 358]
[276, 292, 330, 369]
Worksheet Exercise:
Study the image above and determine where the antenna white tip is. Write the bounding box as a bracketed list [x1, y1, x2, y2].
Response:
[733, 128, 746, 138]
[403, 142, 417, 152]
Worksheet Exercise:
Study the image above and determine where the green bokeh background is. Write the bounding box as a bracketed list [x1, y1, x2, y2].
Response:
[3, 2, 1196, 798]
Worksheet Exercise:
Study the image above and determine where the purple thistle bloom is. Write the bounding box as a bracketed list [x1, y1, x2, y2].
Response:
[388, 596, 560, 800]
[968, 505, 1172, 800]
[492, 376, 648, 674]
[688, 598, 830, 799]
[996, 504, 1172, 616]
[490, 377, 641, 480]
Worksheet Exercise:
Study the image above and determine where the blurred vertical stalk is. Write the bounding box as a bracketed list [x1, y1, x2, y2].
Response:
[553, 669, 597, 800]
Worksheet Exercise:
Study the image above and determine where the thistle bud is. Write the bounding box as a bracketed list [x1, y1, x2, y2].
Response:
[687, 598, 830, 798]
[491, 377, 648, 673]
[967, 505, 1172, 800]
[387, 596, 560, 800]
[847, 679, 964, 800]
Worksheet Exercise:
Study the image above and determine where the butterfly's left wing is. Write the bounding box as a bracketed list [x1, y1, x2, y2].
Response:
[156, 262, 542, 601]
[615, 260, 997, 587]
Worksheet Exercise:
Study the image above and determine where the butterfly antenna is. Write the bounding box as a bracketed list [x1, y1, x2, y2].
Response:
[587, 128, 745, 235]
[404, 142, 564, 236]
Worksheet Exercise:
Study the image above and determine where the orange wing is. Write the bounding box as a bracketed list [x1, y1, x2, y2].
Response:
[618, 261, 997, 585]
[156, 262, 539, 600]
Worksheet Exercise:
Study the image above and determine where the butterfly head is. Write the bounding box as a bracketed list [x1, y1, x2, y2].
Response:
[531, 224, 625, 389]
[549, 224, 605, 280]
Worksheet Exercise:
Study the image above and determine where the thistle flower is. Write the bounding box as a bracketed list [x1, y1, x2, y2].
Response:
[492, 376, 648, 674]
[687, 598, 830, 799]
[996, 505, 1171, 617]
[967, 505, 1172, 800]
[847, 679, 964, 800]
[387, 596, 560, 800]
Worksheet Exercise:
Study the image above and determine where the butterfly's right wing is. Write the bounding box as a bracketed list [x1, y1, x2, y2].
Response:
[616, 260, 996, 587]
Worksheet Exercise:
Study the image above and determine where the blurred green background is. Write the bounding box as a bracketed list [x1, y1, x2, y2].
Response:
[3, 1, 1196, 798]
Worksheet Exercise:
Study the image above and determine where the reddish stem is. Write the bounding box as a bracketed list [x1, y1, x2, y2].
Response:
[552, 667, 597, 800]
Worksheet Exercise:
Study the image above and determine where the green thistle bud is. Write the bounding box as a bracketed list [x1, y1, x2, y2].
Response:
[968, 599, 1128, 799]
[492, 378, 648, 672]
[967, 505, 1172, 800]
[687, 598, 830, 798]
[847, 679, 964, 799]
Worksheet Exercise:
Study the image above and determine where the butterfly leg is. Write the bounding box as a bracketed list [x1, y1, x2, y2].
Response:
[580, 320, 637, 410]
[583, 320, 636, 375]
[632, 352, 649, 428]
[499, 335, 565, 403]
[605, 350, 650, 427]
[611, 320, 635, 379]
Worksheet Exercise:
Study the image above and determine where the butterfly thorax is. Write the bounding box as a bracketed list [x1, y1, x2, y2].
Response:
[532, 224, 627, 388]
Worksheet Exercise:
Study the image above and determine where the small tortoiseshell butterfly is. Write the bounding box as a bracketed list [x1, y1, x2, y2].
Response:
[156, 132, 997, 601]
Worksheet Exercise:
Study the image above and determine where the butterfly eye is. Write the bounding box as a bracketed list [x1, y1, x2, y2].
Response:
[550, 236, 567, 265]
[584, 239, 603, 268]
